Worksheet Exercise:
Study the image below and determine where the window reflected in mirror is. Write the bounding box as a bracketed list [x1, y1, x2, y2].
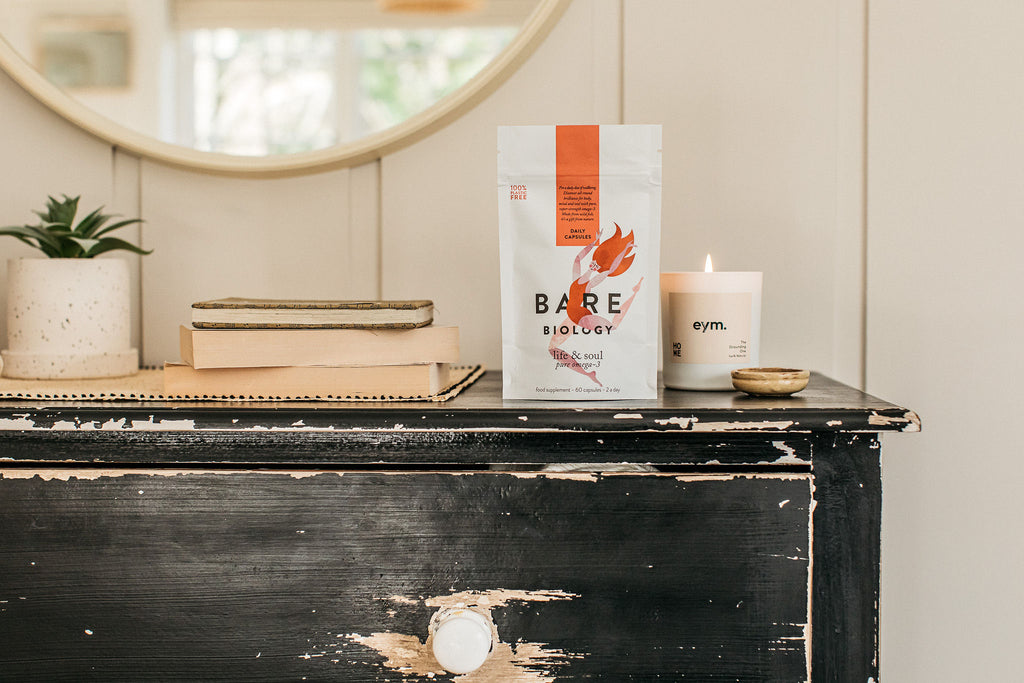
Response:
[183, 26, 515, 155]
[0, 0, 534, 157]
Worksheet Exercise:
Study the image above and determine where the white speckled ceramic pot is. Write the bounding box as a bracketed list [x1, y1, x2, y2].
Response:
[2, 258, 138, 379]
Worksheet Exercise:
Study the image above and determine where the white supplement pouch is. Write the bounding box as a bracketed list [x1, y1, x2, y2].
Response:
[498, 125, 662, 399]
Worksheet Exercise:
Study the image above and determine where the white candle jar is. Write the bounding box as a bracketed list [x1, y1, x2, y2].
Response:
[660, 271, 763, 390]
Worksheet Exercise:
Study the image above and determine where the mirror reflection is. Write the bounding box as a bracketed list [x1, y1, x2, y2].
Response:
[0, 0, 536, 156]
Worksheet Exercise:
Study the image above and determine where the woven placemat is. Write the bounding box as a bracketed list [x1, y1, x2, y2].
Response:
[0, 365, 485, 402]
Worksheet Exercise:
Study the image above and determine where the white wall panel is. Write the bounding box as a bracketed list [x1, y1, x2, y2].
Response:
[0, 70, 116, 355]
[112, 150, 144, 355]
[379, 0, 623, 371]
[623, 0, 857, 383]
[346, 160, 382, 300]
[867, 1, 1024, 679]
[138, 161, 372, 366]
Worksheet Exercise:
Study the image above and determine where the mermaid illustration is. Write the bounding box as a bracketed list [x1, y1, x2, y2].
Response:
[549, 223, 644, 386]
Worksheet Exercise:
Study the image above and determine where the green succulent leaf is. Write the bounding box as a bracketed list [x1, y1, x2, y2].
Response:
[83, 237, 153, 258]
[72, 206, 111, 238]
[3, 195, 150, 258]
[91, 217, 144, 239]
[44, 195, 80, 225]
[0, 224, 64, 250]
[68, 236, 101, 255]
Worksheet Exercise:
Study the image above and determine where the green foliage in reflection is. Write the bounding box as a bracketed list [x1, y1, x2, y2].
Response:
[190, 26, 516, 155]
[357, 28, 516, 134]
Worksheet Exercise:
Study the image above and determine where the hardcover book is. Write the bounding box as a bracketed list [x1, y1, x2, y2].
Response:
[163, 362, 451, 398]
[191, 298, 434, 329]
[179, 325, 459, 369]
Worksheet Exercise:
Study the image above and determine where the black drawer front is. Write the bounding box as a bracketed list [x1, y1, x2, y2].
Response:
[1, 470, 810, 681]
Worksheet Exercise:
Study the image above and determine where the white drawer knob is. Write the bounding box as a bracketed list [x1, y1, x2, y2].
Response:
[430, 608, 493, 674]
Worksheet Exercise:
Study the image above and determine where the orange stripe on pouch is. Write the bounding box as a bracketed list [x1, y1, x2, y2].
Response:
[556, 125, 599, 246]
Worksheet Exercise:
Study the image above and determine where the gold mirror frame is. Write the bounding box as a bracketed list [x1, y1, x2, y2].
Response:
[0, 0, 570, 177]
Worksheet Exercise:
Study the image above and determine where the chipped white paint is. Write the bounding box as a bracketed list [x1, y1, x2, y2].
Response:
[0, 416, 36, 429]
[385, 595, 420, 606]
[806, 481, 815, 681]
[544, 463, 656, 473]
[672, 473, 811, 484]
[773, 441, 797, 458]
[770, 441, 808, 465]
[423, 589, 577, 610]
[346, 589, 581, 681]
[346, 631, 581, 682]
[346, 632, 443, 677]
[773, 622, 810, 643]
[129, 417, 197, 431]
[653, 416, 796, 432]
[613, 413, 643, 419]
[84, 629, 93, 635]
[653, 416, 694, 429]
[766, 553, 807, 562]
[517, 416, 528, 421]
[503, 471, 599, 482]
[779, 499, 791, 508]
[692, 420, 795, 432]
[826, 420, 843, 427]
[868, 410, 921, 431]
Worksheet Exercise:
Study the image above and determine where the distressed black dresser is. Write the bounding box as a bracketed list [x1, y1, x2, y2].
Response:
[0, 372, 918, 682]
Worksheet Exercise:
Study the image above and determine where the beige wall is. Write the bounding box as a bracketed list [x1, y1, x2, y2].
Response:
[868, 1, 1024, 680]
[1, 0, 1020, 678]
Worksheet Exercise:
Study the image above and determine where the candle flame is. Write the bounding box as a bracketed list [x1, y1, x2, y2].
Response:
[704, 254, 714, 272]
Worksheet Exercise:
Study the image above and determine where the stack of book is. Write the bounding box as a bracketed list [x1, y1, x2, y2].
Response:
[163, 298, 459, 398]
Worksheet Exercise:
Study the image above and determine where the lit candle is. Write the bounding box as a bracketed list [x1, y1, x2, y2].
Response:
[660, 256, 763, 390]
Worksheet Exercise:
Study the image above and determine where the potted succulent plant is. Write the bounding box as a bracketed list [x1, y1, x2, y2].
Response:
[1, 195, 151, 379]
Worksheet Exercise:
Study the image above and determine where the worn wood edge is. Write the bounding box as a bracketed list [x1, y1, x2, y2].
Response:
[809, 433, 881, 681]
[0, 371, 919, 432]
[0, 468, 813, 482]
[0, 407, 915, 434]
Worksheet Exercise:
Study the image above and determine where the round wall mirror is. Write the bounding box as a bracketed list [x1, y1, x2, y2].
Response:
[0, 0, 568, 175]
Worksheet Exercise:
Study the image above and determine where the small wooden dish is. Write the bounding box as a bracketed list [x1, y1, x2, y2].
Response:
[731, 368, 810, 397]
